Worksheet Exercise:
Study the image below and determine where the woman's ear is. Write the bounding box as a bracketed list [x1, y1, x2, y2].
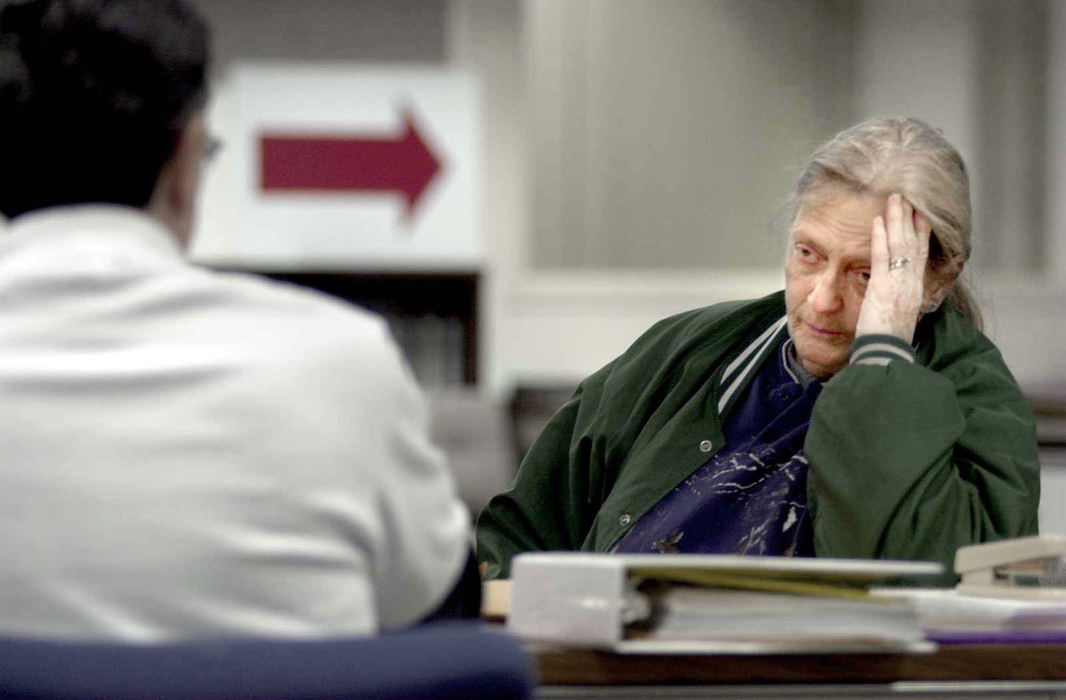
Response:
[924, 260, 965, 313]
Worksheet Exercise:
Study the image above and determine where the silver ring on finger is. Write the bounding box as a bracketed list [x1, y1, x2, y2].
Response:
[889, 256, 910, 270]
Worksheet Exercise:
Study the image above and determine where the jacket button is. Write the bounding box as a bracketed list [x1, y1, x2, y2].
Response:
[699, 439, 714, 452]
[619, 514, 631, 527]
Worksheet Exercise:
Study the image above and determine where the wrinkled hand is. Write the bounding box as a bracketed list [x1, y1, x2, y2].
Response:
[855, 193, 931, 343]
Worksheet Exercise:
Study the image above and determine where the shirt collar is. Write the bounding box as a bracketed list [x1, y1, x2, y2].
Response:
[782, 338, 820, 387]
[3, 204, 183, 261]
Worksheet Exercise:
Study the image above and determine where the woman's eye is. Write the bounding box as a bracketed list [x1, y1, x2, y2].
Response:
[856, 269, 871, 285]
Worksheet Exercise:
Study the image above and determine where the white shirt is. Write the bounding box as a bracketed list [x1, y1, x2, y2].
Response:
[0, 205, 470, 641]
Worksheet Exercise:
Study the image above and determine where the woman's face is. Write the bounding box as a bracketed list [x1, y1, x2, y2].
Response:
[784, 192, 885, 379]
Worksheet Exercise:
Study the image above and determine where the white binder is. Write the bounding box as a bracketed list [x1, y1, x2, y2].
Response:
[507, 552, 943, 654]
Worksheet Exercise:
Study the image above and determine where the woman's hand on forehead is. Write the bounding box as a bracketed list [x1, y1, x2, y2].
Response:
[854, 193, 932, 343]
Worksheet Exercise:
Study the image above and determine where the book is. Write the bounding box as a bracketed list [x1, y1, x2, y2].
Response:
[506, 552, 943, 654]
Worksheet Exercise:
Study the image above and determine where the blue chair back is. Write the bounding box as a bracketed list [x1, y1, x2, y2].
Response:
[0, 623, 534, 699]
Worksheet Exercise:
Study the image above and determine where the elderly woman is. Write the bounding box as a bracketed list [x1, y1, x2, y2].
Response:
[477, 117, 1040, 582]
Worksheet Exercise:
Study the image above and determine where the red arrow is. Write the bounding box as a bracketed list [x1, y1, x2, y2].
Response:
[259, 109, 443, 221]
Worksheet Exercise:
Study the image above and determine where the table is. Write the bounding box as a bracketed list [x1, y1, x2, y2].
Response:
[534, 644, 1066, 699]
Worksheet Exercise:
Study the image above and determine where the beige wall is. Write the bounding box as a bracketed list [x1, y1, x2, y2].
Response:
[195, 0, 447, 66]
[526, 0, 856, 270]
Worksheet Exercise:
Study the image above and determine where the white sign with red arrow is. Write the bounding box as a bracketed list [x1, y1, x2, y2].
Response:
[192, 63, 481, 271]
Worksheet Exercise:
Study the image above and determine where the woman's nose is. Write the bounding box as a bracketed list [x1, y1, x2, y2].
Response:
[808, 269, 844, 314]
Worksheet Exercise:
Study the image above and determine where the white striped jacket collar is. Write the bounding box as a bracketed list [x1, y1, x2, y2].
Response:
[715, 315, 789, 417]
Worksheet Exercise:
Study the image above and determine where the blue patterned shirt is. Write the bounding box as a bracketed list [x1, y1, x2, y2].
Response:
[616, 339, 822, 557]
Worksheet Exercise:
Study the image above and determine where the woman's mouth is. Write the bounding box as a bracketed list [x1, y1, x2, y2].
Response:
[806, 321, 844, 337]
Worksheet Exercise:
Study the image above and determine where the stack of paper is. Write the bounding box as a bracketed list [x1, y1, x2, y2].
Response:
[858, 535, 1066, 643]
[872, 587, 1066, 643]
[507, 553, 943, 654]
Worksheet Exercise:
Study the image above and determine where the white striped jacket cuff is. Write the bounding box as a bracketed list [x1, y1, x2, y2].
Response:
[849, 334, 916, 367]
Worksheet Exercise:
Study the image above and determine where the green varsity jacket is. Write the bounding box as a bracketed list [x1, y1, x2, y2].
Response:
[476, 291, 1040, 584]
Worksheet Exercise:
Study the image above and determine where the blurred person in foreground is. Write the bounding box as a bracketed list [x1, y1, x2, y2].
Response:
[478, 118, 1039, 584]
[0, 0, 472, 639]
